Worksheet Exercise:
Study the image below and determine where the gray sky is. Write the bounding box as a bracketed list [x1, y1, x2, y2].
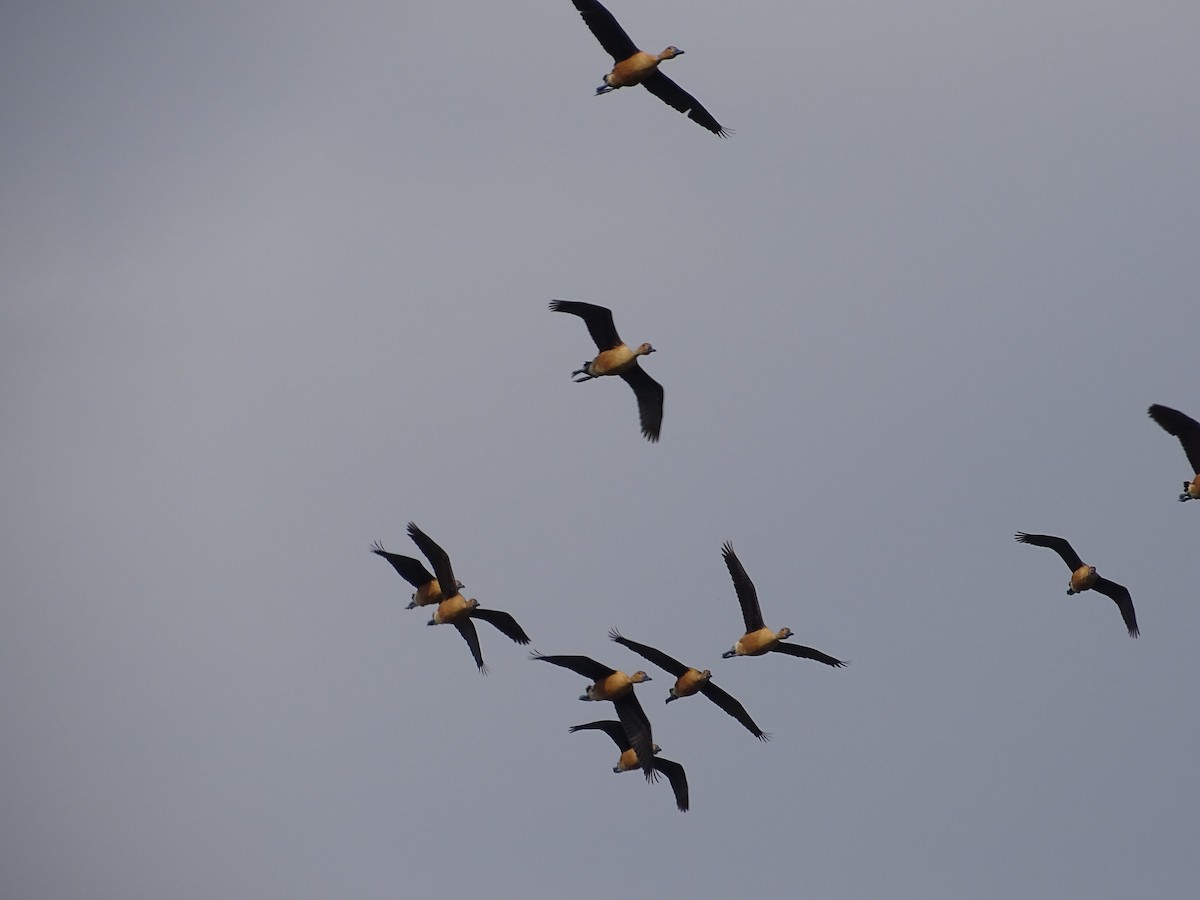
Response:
[3, 2, 1199, 897]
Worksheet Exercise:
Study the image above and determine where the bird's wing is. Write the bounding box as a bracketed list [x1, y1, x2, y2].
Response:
[618, 365, 664, 442]
[469, 608, 531, 644]
[567, 719, 629, 752]
[370, 542, 434, 588]
[613, 691, 657, 782]
[721, 542, 764, 632]
[1014, 532, 1085, 571]
[549, 299, 622, 350]
[570, 0, 639, 62]
[769, 643, 847, 667]
[1093, 576, 1140, 638]
[1149, 404, 1200, 473]
[641, 71, 730, 137]
[453, 620, 488, 674]
[529, 653, 615, 681]
[698, 680, 770, 741]
[609, 629, 687, 677]
[651, 757, 689, 812]
[406, 522, 458, 596]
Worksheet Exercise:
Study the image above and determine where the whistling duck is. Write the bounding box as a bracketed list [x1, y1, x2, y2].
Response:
[569, 0, 729, 137]
[720, 542, 846, 666]
[370, 540, 463, 608]
[1148, 404, 1200, 502]
[569, 720, 689, 812]
[609, 629, 768, 740]
[406, 523, 531, 672]
[1014, 532, 1139, 637]
[549, 299, 664, 442]
[531, 651, 656, 780]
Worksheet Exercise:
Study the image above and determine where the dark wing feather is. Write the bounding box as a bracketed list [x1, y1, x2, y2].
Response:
[468, 608, 530, 644]
[1014, 532, 1085, 572]
[406, 522, 458, 596]
[608, 629, 687, 677]
[453, 620, 488, 674]
[370, 542, 434, 588]
[613, 691, 657, 782]
[1148, 404, 1200, 473]
[769, 643, 847, 667]
[721, 542, 764, 632]
[1092, 576, 1139, 638]
[549, 299, 623, 350]
[570, 0, 638, 62]
[698, 681, 770, 741]
[651, 757, 689, 812]
[618, 365, 664, 442]
[640, 71, 730, 137]
[567, 719, 630, 752]
[529, 652, 616, 681]
[372, 542, 439, 592]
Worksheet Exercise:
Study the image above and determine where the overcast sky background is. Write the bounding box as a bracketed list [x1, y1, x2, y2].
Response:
[3, 2, 1199, 897]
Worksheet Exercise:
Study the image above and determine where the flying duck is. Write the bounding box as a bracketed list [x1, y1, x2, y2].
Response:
[720, 542, 846, 666]
[1147, 404, 1200, 502]
[568, 0, 730, 136]
[406, 522, 531, 672]
[549, 299, 664, 442]
[609, 629, 769, 740]
[370, 540, 463, 608]
[569, 720, 689, 812]
[1014, 532, 1139, 637]
[531, 651, 656, 780]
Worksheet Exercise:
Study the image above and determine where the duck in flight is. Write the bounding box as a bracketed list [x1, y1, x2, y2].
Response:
[1147, 404, 1200, 502]
[1014, 532, 1139, 637]
[530, 651, 657, 781]
[568, 0, 730, 137]
[406, 523, 531, 672]
[720, 542, 847, 666]
[370, 540, 463, 608]
[569, 720, 689, 812]
[609, 629, 769, 741]
[549, 300, 664, 442]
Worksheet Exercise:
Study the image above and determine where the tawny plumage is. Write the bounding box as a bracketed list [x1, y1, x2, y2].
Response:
[1148, 404, 1200, 502]
[609, 629, 768, 740]
[530, 651, 656, 781]
[370, 540, 463, 608]
[1014, 532, 1139, 638]
[406, 523, 531, 672]
[720, 542, 846, 666]
[568, 0, 730, 136]
[569, 720, 689, 812]
[550, 299, 664, 442]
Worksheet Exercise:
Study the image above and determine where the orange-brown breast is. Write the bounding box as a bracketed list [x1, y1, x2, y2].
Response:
[616, 747, 641, 772]
[673, 669, 708, 698]
[1070, 565, 1098, 593]
[609, 52, 660, 87]
[590, 345, 637, 376]
[412, 580, 444, 607]
[433, 594, 472, 624]
[590, 671, 634, 700]
[1188, 475, 1200, 498]
[736, 627, 779, 657]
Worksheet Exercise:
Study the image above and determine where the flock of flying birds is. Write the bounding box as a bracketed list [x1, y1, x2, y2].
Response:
[370, 1, 1200, 813]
